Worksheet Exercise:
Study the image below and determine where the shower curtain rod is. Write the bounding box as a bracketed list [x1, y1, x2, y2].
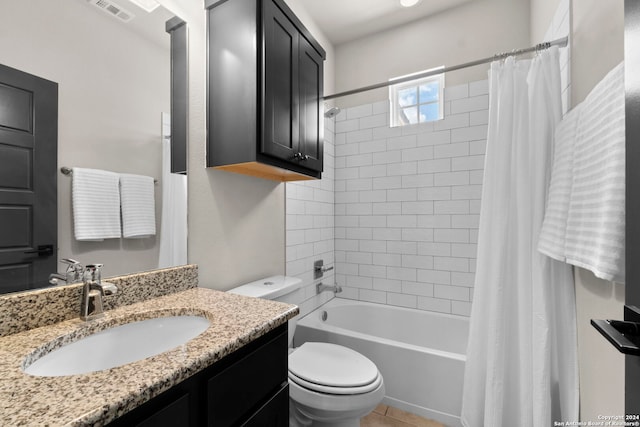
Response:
[322, 36, 569, 101]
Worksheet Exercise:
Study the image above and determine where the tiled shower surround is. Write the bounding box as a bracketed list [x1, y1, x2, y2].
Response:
[284, 80, 488, 316]
[285, 120, 336, 317]
[333, 80, 490, 316]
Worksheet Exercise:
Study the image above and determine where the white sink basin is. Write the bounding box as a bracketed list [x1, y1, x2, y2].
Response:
[23, 315, 210, 377]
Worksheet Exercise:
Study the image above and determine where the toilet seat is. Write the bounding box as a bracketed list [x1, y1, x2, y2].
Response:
[288, 370, 382, 395]
[288, 342, 381, 395]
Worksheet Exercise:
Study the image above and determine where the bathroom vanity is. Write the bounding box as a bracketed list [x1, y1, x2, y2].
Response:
[109, 322, 289, 426]
[0, 266, 297, 426]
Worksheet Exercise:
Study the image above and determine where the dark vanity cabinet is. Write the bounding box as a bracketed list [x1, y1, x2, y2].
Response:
[108, 324, 289, 427]
[205, 0, 325, 182]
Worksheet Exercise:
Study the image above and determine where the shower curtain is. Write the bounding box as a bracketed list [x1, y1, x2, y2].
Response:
[461, 47, 578, 427]
[158, 136, 188, 268]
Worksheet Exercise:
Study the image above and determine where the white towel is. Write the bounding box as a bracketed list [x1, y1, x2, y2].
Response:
[120, 173, 156, 238]
[538, 104, 582, 261]
[538, 62, 625, 283]
[72, 167, 122, 241]
[565, 62, 625, 282]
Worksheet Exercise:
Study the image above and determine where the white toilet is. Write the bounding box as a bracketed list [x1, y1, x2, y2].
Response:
[229, 275, 385, 427]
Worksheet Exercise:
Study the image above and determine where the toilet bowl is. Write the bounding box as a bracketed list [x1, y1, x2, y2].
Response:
[288, 342, 385, 427]
[228, 276, 385, 427]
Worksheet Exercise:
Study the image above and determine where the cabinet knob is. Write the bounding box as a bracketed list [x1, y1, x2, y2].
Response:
[292, 152, 309, 161]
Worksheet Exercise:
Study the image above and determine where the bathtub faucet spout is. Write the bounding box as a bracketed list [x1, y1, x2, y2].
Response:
[317, 282, 343, 295]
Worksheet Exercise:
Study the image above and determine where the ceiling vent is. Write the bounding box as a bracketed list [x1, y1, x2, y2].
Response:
[86, 0, 135, 23]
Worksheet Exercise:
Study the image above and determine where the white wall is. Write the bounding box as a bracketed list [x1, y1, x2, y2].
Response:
[158, 0, 335, 290]
[571, 0, 624, 107]
[571, 0, 626, 422]
[333, 0, 530, 108]
[531, 0, 563, 43]
[162, 0, 282, 290]
[0, 0, 170, 278]
[529, 0, 626, 422]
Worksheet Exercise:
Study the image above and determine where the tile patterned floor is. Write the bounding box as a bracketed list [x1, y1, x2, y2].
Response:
[361, 404, 447, 427]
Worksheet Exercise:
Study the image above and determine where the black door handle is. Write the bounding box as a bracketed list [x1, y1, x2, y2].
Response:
[591, 306, 640, 356]
[23, 244, 54, 257]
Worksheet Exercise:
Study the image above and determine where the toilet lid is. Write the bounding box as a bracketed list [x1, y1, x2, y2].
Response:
[288, 369, 383, 395]
[288, 342, 379, 389]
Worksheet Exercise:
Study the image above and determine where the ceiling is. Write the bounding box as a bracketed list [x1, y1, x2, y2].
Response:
[298, 0, 476, 45]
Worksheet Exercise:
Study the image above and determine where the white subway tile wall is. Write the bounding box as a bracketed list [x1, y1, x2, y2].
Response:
[333, 81, 489, 317]
[285, 118, 336, 317]
[284, 14, 570, 318]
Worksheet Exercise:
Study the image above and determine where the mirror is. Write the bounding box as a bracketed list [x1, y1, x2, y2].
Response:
[0, 0, 187, 293]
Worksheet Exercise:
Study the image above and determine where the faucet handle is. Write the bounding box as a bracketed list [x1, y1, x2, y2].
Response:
[61, 258, 81, 266]
[61, 258, 84, 282]
[84, 264, 103, 283]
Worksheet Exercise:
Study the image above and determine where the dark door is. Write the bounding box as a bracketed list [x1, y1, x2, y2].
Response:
[625, 0, 640, 415]
[262, 0, 299, 162]
[298, 34, 323, 173]
[0, 64, 57, 293]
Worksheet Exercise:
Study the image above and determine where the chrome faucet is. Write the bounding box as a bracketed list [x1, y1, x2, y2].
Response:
[316, 282, 343, 295]
[49, 258, 85, 285]
[48, 272, 69, 285]
[80, 264, 118, 321]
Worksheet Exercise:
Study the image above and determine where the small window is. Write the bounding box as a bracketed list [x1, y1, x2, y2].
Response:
[389, 68, 444, 127]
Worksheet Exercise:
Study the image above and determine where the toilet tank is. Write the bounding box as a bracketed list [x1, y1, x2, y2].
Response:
[228, 275, 302, 347]
[228, 275, 302, 302]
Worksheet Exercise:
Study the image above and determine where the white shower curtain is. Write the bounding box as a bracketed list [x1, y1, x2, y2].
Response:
[461, 47, 578, 427]
[158, 137, 188, 268]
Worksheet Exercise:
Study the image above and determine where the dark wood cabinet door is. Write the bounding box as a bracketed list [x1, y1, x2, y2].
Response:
[241, 383, 289, 427]
[107, 380, 199, 427]
[136, 393, 191, 427]
[208, 328, 288, 427]
[262, 0, 299, 163]
[298, 34, 323, 172]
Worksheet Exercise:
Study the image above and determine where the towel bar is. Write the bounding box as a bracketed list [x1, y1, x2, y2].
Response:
[60, 167, 158, 184]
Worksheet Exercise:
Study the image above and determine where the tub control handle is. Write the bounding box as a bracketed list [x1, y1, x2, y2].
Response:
[314, 259, 334, 279]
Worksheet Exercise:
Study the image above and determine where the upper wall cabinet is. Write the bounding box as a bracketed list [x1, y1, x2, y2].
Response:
[205, 0, 325, 182]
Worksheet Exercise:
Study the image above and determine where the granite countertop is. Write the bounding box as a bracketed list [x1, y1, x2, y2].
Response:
[0, 287, 298, 426]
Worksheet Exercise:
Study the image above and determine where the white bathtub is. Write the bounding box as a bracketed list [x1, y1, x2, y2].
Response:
[294, 298, 469, 427]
